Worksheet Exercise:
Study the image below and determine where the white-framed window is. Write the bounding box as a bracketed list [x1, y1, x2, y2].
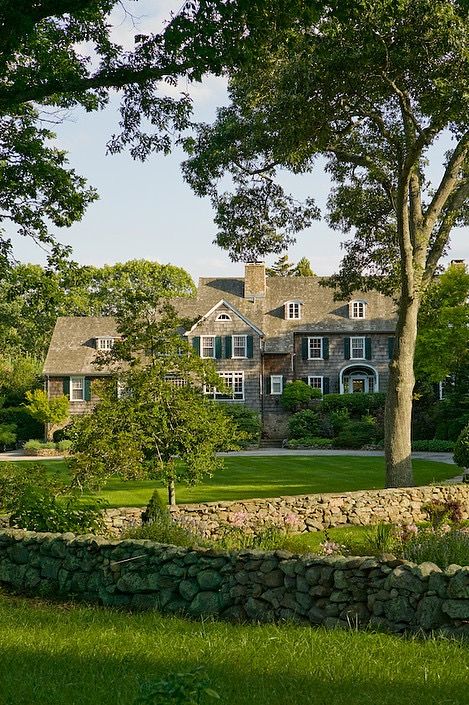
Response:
[232, 335, 247, 358]
[204, 371, 244, 400]
[285, 301, 302, 320]
[350, 300, 367, 319]
[96, 337, 115, 350]
[308, 376, 323, 393]
[308, 337, 323, 359]
[351, 337, 366, 359]
[201, 336, 215, 358]
[70, 376, 84, 401]
[216, 312, 232, 321]
[270, 375, 283, 395]
[164, 375, 186, 388]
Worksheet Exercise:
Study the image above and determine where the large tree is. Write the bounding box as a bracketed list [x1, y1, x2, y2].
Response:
[181, 0, 469, 487]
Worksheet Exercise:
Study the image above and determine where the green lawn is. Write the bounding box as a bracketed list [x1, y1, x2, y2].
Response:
[11, 455, 458, 507]
[0, 593, 467, 705]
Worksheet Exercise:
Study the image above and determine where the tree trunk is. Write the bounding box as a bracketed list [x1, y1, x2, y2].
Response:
[384, 293, 420, 487]
[167, 479, 176, 506]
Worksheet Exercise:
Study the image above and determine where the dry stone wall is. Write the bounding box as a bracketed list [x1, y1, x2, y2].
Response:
[103, 485, 469, 538]
[0, 529, 468, 635]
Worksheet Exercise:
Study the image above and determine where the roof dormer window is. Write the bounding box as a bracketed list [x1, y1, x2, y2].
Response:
[349, 300, 367, 319]
[285, 300, 302, 320]
[216, 312, 232, 321]
[96, 337, 115, 350]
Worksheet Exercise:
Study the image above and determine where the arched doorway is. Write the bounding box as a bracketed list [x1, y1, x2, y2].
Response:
[339, 364, 379, 394]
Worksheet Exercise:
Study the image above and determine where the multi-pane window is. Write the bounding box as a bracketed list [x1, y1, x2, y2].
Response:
[216, 313, 231, 321]
[285, 301, 301, 319]
[70, 376, 84, 401]
[270, 375, 283, 395]
[164, 375, 186, 388]
[308, 337, 323, 359]
[97, 337, 115, 350]
[350, 337, 365, 359]
[350, 301, 366, 319]
[201, 336, 215, 358]
[205, 372, 244, 400]
[232, 335, 247, 358]
[308, 376, 323, 393]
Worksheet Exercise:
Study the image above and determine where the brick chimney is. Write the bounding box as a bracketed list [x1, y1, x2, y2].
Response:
[450, 259, 465, 268]
[244, 263, 266, 300]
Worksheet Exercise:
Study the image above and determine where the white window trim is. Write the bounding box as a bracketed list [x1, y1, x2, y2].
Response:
[204, 371, 244, 401]
[270, 375, 283, 395]
[308, 336, 324, 360]
[350, 336, 366, 360]
[349, 300, 367, 319]
[70, 375, 85, 402]
[96, 337, 115, 350]
[232, 334, 247, 359]
[284, 300, 302, 320]
[308, 376, 324, 393]
[216, 312, 232, 321]
[201, 335, 215, 358]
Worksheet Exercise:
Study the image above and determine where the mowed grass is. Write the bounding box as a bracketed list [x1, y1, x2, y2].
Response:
[9, 456, 458, 507]
[0, 594, 468, 705]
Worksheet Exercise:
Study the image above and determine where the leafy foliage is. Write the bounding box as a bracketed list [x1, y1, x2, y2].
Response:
[280, 380, 320, 412]
[218, 404, 261, 448]
[0, 356, 42, 406]
[24, 389, 69, 426]
[319, 393, 386, 416]
[134, 668, 220, 705]
[0, 423, 16, 448]
[453, 423, 469, 468]
[288, 410, 320, 440]
[0, 406, 43, 441]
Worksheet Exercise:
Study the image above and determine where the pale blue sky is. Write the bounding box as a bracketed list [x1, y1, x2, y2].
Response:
[14, 0, 469, 283]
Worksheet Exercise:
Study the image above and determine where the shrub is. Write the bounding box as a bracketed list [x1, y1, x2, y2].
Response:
[134, 667, 220, 705]
[56, 439, 72, 452]
[287, 437, 334, 449]
[218, 404, 261, 448]
[319, 393, 386, 416]
[53, 424, 73, 442]
[9, 487, 106, 534]
[0, 423, 16, 448]
[280, 380, 320, 412]
[334, 419, 378, 449]
[126, 489, 202, 547]
[453, 423, 469, 468]
[24, 439, 55, 450]
[329, 408, 350, 435]
[24, 389, 69, 426]
[412, 439, 454, 452]
[421, 499, 463, 528]
[402, 527, 469, 569]
[288, 409, 320, 439]
[0, 406, 42, 441]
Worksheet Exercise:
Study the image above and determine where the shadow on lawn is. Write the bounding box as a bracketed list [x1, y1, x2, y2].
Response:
[0, 631, 466, 705]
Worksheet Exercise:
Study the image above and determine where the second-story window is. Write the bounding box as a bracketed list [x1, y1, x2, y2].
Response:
[350, 300, 367, 319]
[351, 336, 365, 359]
[70, 376, 84, 401]
[308, 337, 323, 359]
[232, 335, 247, 358]
[201, 336, 215, 358]
[97, 337, 115, 350]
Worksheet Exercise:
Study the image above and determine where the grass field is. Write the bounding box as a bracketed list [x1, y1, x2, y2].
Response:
[9, 455, 458, 507]
[0, 593, 468, 705]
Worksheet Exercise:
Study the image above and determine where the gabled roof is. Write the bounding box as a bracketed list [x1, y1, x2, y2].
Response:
[185, 299, 264, 337]
[43, 317, 119, 375]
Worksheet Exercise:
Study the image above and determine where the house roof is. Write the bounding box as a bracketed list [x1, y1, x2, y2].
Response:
[44, 270, 397, 374]
[43, 317, 119, 375]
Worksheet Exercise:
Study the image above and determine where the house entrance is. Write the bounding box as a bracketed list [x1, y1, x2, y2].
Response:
[340, 365, 378, 394]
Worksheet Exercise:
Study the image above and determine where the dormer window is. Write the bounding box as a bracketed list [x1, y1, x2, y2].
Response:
[350, 300, 367, 319]
[96, 337, 115, 350]
[285, 300, 302, 320]
[216, 312, 232, 321]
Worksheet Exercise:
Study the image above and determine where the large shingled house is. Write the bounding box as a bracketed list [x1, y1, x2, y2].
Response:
[43, 263, 397, 437]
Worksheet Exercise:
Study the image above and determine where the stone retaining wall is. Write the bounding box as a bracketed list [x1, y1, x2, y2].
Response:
[103, 485, 469, 538]
[0, 529, 468, 634]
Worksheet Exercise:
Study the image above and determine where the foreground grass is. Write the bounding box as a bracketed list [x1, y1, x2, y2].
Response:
[0, 594, 468, 705]
[10, 456, 458, 507]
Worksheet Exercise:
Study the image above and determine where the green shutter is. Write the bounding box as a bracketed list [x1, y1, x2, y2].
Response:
[323, 377, 330, 394]
[388, 337, 395, 360]
[301, 337, 309, 360]
[225, 336, 232, 359]
[344, 338, 351, 360]
[215, 336, 222, 359]
[301, 377, 308, 385]
[247, 335, 254, 359]
[84, 377, 92, 402]
[266, 376, 271, 394]
[365, 337, 372, 360]
[62, 378, 70, 397]
[192, 336, 200, 355]
[323, 337, 329, 360]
